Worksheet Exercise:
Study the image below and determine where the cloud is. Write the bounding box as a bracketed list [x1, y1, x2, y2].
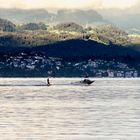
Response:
[130, 1, 140, 13]
[0, 0, 138, 9]
[101, 0, 138, 9]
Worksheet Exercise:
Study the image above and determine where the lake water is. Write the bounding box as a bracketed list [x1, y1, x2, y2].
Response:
[0, 78, 140, 140]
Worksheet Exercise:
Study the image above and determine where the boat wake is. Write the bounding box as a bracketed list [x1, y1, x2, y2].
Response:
[0, 79, 95, 86]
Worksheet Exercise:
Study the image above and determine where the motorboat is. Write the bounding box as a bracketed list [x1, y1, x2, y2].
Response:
[80, 79, 95, 85]
[71, 79, 95, 86]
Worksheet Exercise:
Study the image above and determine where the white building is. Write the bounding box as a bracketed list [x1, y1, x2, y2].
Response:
[108, 71, 114, 77]
[133, 71, 138, 77]
[125, 71, 133, 78]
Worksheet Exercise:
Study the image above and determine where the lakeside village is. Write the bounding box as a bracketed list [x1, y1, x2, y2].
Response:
[0, 52, 139, 77]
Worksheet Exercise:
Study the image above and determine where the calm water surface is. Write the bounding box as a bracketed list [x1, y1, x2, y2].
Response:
[0, 78, 140, 140]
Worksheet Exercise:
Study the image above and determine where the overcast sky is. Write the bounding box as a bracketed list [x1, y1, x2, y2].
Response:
[0, 0, 139, 9]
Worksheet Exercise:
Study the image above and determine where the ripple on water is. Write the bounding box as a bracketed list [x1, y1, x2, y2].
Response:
[0, 78, 140, 140]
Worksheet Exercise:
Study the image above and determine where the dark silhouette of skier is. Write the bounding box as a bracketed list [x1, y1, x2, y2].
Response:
[47, 78, 51, 86]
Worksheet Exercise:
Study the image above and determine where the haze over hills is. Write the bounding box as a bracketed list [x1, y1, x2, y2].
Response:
[55, 9, 105, 25]
[0, 0, 139, 30]
[0, 9, 53, 23]
[98, 8, 140, 31]
[0, 7, 139, 34]
[97, 1, 140, 32]
[0, 8, 106, 25]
